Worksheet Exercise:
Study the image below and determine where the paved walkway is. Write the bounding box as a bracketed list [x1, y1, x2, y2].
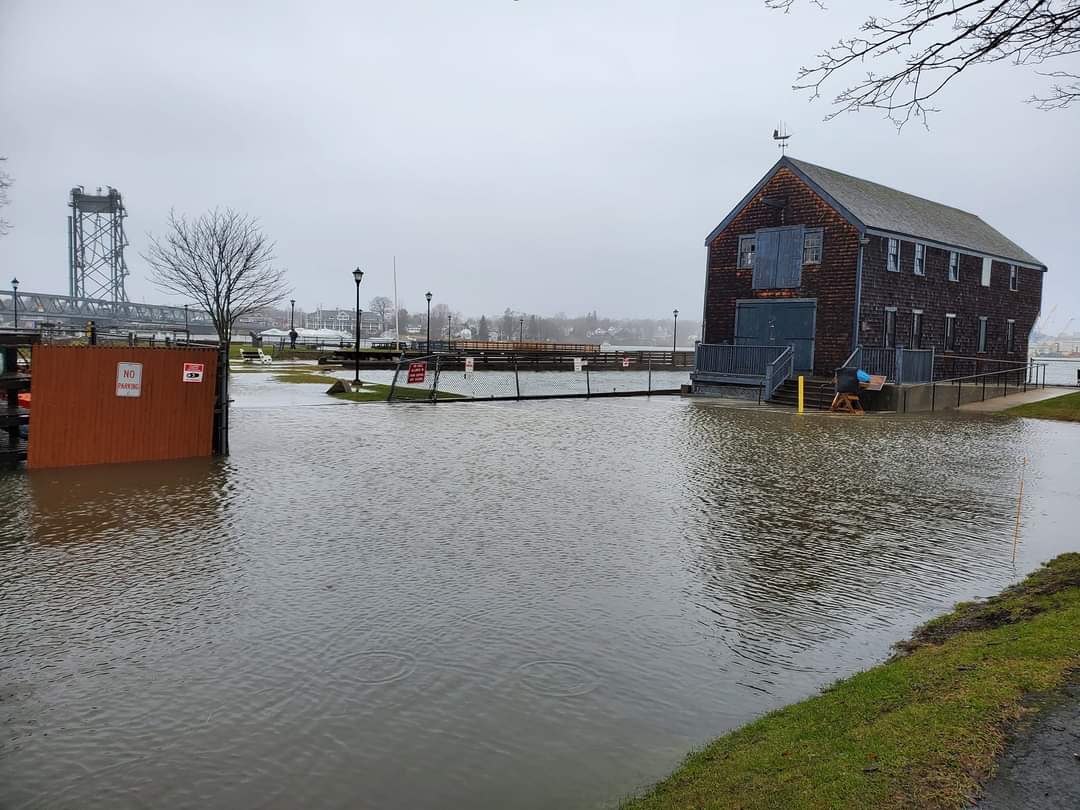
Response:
[959, 386, 1075, 414]
[974, 679, 1080, 809]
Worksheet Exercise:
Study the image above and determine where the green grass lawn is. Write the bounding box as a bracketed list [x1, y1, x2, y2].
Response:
[271, 370, 338, 385]
[1005, 390, 1080, 423]
[331, 384, 463, 402]
[622, 554, 1080, 810]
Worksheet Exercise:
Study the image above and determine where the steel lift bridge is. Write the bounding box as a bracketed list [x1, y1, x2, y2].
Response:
[0, 186, 267, 332]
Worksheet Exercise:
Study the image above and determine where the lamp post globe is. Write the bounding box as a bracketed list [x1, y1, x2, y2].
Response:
[11, 277, 19, 329]
[672, 309, 679, 354]
[353, 268, 364, 387]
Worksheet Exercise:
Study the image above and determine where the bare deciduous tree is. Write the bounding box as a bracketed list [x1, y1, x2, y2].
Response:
[369, 295, 394, 331]
[769, 0, 1080, 127]
[144, 209, 289, 352]
[0, 157, 13, 237]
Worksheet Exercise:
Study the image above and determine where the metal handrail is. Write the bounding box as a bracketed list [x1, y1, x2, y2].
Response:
[840, 346, 861, 368]
[900, 361, 1050, 412]
[764, 345, 794, 400]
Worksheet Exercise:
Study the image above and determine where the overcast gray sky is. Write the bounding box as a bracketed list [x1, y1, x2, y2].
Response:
[2, 0, 1077, 329]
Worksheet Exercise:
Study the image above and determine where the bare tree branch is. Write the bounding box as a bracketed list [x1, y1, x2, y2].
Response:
[772, 0, 1080, 127]
[142, 209, 289, 348]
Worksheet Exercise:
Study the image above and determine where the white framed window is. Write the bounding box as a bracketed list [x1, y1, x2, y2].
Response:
[887, 238, 900, 272]
[978, 316, 988, 353]
[737, 235, 756, 269]
[884, 306, 897, 349]
[981, 257, 992, 287]
[911, 309, 924, 349]
[949, 251, 960, 282]
[802, 228, 823, 264]
[1009, 265, 1018, 292]
[944, 313, 957, 352]
[1007, 319, 1016, 353]
[914, 243, 925, 276]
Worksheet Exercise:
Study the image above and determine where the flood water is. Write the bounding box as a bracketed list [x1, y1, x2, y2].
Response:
[2, 376, 1078, 809]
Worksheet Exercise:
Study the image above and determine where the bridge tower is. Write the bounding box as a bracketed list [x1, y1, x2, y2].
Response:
[68, 186, 129, 302]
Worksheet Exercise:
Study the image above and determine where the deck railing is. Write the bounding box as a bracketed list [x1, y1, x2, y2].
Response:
[693, 343, 788, 379]
[842, 346, 935, 384]
[763, 346, 794, 400]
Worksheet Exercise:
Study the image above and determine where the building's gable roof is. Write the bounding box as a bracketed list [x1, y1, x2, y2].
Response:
[705, 157, 1045, 269]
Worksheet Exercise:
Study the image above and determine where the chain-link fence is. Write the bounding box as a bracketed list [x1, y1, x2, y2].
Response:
[387, 355, 688, 402]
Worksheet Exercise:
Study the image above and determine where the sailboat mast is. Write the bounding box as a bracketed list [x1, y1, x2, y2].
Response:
[393, 256, 400, 345]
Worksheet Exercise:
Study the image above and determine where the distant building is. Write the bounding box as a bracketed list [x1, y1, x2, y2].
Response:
[304, 308, 382, 335]
[698, 156, 1046, 378]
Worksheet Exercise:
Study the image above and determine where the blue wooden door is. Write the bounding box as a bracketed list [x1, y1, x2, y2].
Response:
[735, 300, 816, 372]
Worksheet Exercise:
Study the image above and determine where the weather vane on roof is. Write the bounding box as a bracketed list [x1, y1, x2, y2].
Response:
[773, 122, 792, 155]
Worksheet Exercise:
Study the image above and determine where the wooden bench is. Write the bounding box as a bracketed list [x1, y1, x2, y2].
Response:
[241, 348, 273, 365]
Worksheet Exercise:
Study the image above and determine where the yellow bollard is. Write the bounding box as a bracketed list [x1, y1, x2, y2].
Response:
[798, 375, 805, 414]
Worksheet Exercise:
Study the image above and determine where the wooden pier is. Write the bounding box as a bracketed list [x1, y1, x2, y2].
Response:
[322, 344, 694, 372]
[0, 332, 35, 466]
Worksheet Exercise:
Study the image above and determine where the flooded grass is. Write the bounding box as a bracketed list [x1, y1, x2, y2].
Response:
[271, 369, 338, 384]
[1005, 391, 1080, 423]
[331, 384, 463, 402]
[622, 553, 1080, 810]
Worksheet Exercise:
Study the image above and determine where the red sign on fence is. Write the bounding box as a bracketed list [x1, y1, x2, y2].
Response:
[407, 362, 427, 384]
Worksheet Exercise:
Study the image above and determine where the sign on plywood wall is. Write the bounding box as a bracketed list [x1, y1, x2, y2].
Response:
[115, 362, 143, 397]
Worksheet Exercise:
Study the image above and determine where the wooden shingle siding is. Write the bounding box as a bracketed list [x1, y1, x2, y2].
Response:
[703, 167, 861, 375]
[858, 236, 1043, 361]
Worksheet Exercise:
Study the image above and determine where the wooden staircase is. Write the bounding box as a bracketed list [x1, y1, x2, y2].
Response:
[768, 377, 835, 410]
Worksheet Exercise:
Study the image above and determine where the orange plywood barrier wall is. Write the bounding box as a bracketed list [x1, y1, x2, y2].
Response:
[28, 345, 220, 469]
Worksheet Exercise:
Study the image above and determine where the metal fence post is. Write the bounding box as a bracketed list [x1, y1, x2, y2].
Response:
[430, 354, 441, 404]
[586, 365, 591, 398]
[895, 347, 905, 385]
[388, 358, 401, 401]
[514, 357, 521, 401]
[648, 357, 652, 394]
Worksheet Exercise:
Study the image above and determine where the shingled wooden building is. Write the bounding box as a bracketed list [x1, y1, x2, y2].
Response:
[692, 156, 1046, 399]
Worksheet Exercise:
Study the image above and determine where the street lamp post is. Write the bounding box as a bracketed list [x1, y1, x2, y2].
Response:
[289, 299, 295, 330]
[425, 291, 432, 351]
[11, 277, 20, 329]
[672, 309, 679, 354]
[447, 314, 452, 347]
[183, 303, 189, 341]
[353, 268, 364, 387]
[519, 318, 524, 343]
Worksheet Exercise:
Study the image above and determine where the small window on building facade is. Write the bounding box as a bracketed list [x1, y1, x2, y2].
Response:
[1007, 319, 1016, 353]
[884, 307, 897, 349]
[1010, 265, 1018, 291]
[945, 314, 957, 352]
[949, 251, 960, 282]
[737, 235, 756, 269]
[914, 243, 925, 276]
[802, 229, 823, 264]
[911, 309, 923, 349]
[981, 257, 992, 287]
[978, 316, 988, 353]
[887, 238, 900, 272]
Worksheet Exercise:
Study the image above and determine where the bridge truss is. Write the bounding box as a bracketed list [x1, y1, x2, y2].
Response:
[68, 186, 130, 302]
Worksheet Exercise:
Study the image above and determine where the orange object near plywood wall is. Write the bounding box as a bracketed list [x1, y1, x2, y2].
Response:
[27, 345, 220, 469]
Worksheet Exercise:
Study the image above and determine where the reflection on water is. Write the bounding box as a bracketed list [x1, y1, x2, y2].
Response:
[1, 379, 1077, 810]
